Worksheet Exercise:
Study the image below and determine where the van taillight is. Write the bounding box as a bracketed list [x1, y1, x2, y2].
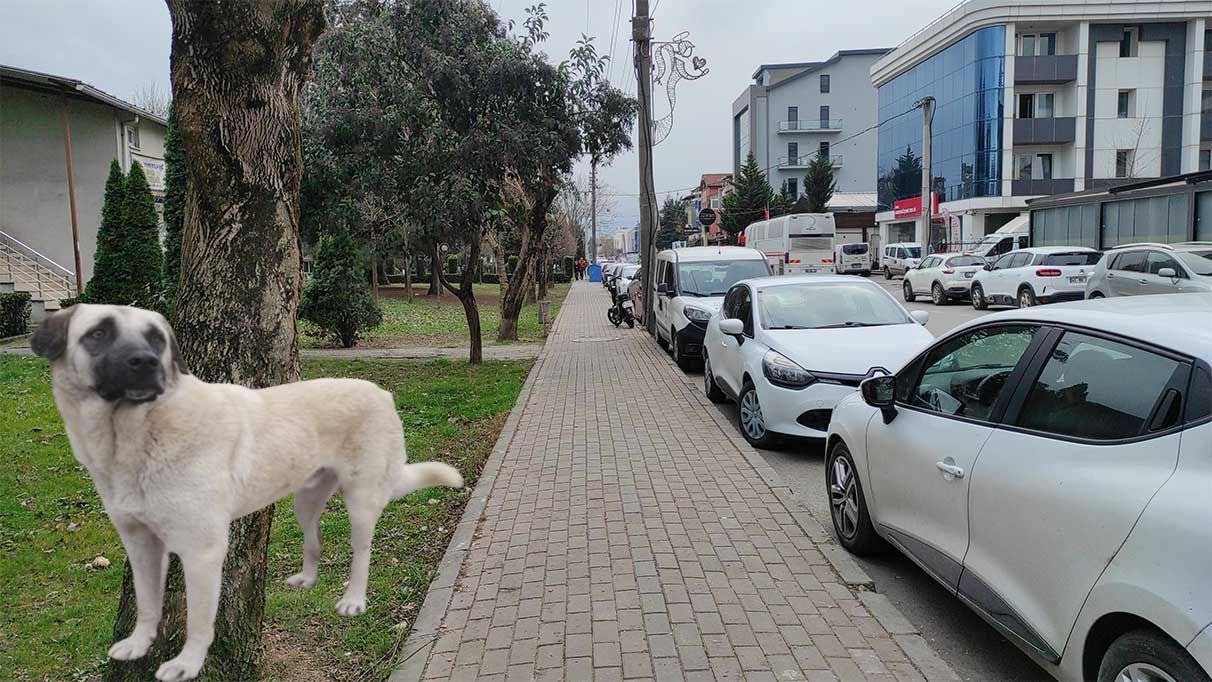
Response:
[1036, 268, 1061, 277]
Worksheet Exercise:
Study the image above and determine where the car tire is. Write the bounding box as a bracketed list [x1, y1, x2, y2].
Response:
[883, 266, 891, 280]
[1018, 286, 1036, 308]
[1097, 629, 1211, 682]
[737, 381, 777, 449]
[971, 283, 988, 310]
[1087, 291, 1105, 299]
[672, 330, 697, 371]
[902, 280, 916, 302]
[861, 271, 871, 277]
[931, 282, 949, 306]
[826, 441, 884, 555]
[703, 355, 727, 404]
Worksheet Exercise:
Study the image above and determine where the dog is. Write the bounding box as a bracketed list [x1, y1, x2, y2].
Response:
[31, 304, 464, 682]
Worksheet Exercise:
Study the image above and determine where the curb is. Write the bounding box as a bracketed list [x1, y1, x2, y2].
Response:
[388, 300, 563, 682]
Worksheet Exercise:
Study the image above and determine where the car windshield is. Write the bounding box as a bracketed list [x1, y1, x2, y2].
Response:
[1040, 252, 1100, 266]
[758, 282, 912, 330]
[1177, 251, 1212, 276]
[677, 259, 769, 297]
[622, 265, 640, 278]
[841, 243, 869, 255]
[946, 256, 985, 267]
[905, 246, 922, 258]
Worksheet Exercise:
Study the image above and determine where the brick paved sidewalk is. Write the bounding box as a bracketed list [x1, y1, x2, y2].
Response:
[394, 281, 955, 682]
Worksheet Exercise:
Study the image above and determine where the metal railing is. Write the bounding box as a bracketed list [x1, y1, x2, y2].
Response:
[778, 154, 844, 169]
[0, 229, 77, 302]
[778, 119, 844, 132]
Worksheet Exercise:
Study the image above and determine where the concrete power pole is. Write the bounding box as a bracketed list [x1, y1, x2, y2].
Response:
[590, 163, 597, 262]
[918, 96, 935, 251]
[633, 0, 658, 334]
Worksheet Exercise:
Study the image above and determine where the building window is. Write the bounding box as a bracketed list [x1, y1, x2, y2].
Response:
[788, 142, 798, 164]
[1020, 34, 1036, 57]
[787, 106, 798, 126]
[126, 126, 140, 150]
[1036, 93, 1054, 118]
[1118, 90, 1134, 118]
[1200, 149, 1211, 172]
[1019, 93, 1035, 118]
[787, 178, 798, 198]
[820, 74, 830, 93]
[1017, 155, 1033, 180]
[1038, 153, 1053, 179]
[1116, 149, 1134, 178]
[819, 105, 830, 128]
[710, 196, 721, 209]
[1119, 28, 1138, 58]
[818, 141, 830, 159]
[1202, 89, 1212, 115]
[1039, 33, 1056, 55]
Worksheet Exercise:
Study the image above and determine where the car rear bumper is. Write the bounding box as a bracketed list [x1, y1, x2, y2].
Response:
[1037, 289, 1084, 304]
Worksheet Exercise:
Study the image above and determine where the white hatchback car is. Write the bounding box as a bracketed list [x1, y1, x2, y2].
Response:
[826, 294, 1212, 682]
[971, 246, 1101, 309]
[702, 276, 934, 447]
[902, 253, 987, 305]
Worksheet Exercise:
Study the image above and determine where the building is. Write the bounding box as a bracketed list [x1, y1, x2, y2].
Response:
[732, 49, 891, 201]
[1, 64, 167, 307]
[612, 227, 638, 257]
[872, 1, 1212, 251]
[682, 173, 732, 244]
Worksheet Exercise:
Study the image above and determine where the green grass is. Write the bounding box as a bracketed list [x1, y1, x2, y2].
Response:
[0, 354, 533, 682]
[300, 283, 570, 349]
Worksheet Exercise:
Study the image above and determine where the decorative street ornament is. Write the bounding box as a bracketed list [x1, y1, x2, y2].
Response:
[651, 31, 709, 146]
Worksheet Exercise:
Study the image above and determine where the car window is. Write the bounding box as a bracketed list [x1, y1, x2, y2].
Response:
[993, 254, 1015, 270]
[722, 286, 739, 319]
[737, 287, 754, 336]
[947, 256, 985, 267]
[841, 243, 869, 255]
[1186, 363, 1211, 423]
[1113, 251, 1146, 272]
[1177, 251, 1212, 276]
[896, 248, 907, 259]
[1145, 252, 1185, 277]
[909, 325, 1038, 421]
[662, 260, 676, 290]
[1008, 252, 1031, 268]
[1039, 252, 1100, 266]
[676, 260, 768, 297]
[1015, 332, 1184, 440]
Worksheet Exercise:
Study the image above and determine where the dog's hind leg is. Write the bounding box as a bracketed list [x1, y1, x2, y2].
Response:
[334, 490, 383, 617]
[108, 518, 167, 661]
[286, 468, 339, 589]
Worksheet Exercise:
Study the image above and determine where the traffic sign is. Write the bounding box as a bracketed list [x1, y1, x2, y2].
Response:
[698, 208, 716, 226]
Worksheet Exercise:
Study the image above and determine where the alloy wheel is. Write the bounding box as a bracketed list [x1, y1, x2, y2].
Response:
[1115, 663, 1178, 682]
[739, 389, 766, 440]
[704, 358, 714, 395]
[1019, 289, 1033, 307]
[829, 456, 860, 540]
[932, 284, 944, 305]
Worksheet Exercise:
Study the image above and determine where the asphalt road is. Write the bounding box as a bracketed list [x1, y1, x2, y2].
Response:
[704, 275, 1050, 681]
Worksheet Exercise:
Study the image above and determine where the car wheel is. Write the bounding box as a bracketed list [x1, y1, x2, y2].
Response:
[703, 355, 727, 403]
[672, 330, 695, 370]
[826, 441, 883, 555]
[1088, 291, 1105, 299]
[971, 283, 988, 310]
[1097, 629, 1211, 682]
[883, 266, 891, 280]
[737, 381, 777, 449]
[1018, 286, 1036, 308]
[931, 282, 949, 306]
[902, 280, 916, 302]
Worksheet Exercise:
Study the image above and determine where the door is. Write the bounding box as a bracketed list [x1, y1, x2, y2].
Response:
[714, 286, 745, 393]
[1106, 250, 1145, 297]
[963, 330, 1187, 660]
[1142, 250, 1186, 295]
[909, 257, 936, 293]
[867, 325, 1042, 591]
[655, 260, 673, 334]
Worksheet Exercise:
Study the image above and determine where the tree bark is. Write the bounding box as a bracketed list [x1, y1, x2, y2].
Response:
[438, 238, 483, 364]
[403, 254, 413, 299]
[107, 2, 324, 680]
[499, 182, 555, 341]
[427, 241, 442, 296]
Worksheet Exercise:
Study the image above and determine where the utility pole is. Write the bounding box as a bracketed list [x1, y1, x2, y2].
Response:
[589, 163, 597, 263]
[918, 96, 935, 252]
[633, 0, 657, 334]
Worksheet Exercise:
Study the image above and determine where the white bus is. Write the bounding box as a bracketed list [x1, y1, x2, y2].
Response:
[744, 213, 837, 274]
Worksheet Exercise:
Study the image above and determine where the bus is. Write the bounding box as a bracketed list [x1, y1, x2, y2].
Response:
[744, 213, 837, 274]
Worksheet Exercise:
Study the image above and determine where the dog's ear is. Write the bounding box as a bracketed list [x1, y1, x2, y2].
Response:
[30, 305, 79, 361]
[166, 324, 190, 377]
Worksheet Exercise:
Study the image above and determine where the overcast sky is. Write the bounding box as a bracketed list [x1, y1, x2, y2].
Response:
[0, 0, 957, 231]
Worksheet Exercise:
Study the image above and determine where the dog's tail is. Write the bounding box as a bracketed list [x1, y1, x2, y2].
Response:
[393, 461, 464, 500]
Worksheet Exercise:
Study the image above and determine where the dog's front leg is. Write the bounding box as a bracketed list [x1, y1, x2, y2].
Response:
[108, 519, 167, 661]
[154, 539, 227, 682]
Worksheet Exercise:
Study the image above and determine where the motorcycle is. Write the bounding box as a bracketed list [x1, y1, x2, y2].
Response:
[607, 289, 636, 328]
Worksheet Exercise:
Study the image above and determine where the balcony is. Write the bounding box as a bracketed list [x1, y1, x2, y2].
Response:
[1014, 54, 1078, 84]
[778, 154, 843, 170]
[778, 119, 844, 133]
[1012, 178, 1075, 197]
[1013, 117, 1076, 145]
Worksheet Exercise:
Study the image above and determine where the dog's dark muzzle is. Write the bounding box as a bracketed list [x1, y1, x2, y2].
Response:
[96, 347, 165, 402]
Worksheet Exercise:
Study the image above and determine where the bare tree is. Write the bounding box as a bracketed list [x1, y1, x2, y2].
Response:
[131, 82, 171, 118]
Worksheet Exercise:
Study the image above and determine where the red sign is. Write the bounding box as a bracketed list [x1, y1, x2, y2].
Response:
[893, 193, 939, 220]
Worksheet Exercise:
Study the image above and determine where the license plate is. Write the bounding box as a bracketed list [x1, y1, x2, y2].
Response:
[964, 272, 974, 278]
[621, 301, 633, 310]
[1069, 276, 1087, 284]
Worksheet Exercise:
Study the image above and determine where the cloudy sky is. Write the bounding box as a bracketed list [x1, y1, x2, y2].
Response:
[1, 0, 957, 231]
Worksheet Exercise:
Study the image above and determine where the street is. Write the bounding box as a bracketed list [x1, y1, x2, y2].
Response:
[706, 274, 1049, 681]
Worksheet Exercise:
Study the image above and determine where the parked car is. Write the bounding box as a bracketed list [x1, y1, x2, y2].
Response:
[971, 246, 1100, 309]
[602, 262, 623, 290]
[613, 264, 641, 299]
[702, 275, 933, 447]
[881, 242, 922, 279]
[834, 242, 873, 276]
[969, 215, 1030, 260]
[902, 253, 987, 305]
[826, 293, 1212, 682]
[652, 246, 770, 370]
[1085, 242, 1212, 298]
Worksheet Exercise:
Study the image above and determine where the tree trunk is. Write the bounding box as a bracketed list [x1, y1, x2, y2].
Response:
[403, 254, 413, 299]
[487, 232, 507, 296]
[427, 242, 442, 296]
[438, 238, 483, 364]
[499, 183, 555, 341]
[107, 2, 324, 681]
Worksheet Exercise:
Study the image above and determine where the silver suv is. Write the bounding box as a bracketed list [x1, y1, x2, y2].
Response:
[1086, 242, 1212, 298]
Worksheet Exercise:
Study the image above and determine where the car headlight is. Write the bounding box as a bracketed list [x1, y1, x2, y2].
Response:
[683, 306, 712, 323]
[763, 350, 817, 389]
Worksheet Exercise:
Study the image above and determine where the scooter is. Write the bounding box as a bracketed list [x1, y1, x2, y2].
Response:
[607, 289, 636, 328]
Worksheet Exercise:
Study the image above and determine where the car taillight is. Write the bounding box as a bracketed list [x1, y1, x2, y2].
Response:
[1036, 268, 1061, 277]
[942, 269, 955, 275]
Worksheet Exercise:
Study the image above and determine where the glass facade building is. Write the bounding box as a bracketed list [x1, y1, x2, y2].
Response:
[877, 26, 1006, 211]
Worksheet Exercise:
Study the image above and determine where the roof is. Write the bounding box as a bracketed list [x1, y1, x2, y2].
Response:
[751, 49, 893, 81]
[0, 63, 168, 126]
[700, 173, 732, 188]
[969, 293, 1212, 362]
[827, 192, 878, 211]
[662, 246, 766, 263]
[1027, 171, 1212, 209]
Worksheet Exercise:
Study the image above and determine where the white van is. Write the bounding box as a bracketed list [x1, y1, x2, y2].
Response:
[970, 215, 1030, 259]
[652, 246, 770, 370]
[881, 242, 922, 279]
[745, 213, 836, 274]
[833, 243, 872, 276]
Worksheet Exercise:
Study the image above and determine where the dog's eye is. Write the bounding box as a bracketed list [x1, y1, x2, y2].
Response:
[89, 329, 106, 340]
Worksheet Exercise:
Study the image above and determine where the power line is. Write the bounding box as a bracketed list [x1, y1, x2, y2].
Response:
[605, 0, 624, 87]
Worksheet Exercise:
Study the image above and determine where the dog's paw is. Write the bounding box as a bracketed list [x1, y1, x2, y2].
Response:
[285, 572, 316, 588]
[108, 634, 153, 660]
[155, 655, 204, 682]
[335, 596, 367, 617]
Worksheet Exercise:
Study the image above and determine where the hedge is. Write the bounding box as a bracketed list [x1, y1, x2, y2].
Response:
[0, 292, 32, 337]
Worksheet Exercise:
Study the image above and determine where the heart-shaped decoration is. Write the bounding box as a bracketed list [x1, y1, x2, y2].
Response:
[692, 56, 707, 71]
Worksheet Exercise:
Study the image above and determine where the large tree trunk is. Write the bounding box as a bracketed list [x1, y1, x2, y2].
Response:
[439, 238, 483, 364]
[403, 254, 413, 299]
[107, 2, 324, 680]
[499, 183, 555, 341]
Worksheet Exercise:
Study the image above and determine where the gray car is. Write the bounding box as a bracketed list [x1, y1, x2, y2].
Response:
[1085, 242, 1212, 298]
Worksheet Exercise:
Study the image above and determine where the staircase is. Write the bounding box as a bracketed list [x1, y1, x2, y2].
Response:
[0, 229, 77, 325]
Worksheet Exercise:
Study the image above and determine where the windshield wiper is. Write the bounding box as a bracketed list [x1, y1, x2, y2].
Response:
[815, 321, 890, 329]
[767, 325, 811, 330]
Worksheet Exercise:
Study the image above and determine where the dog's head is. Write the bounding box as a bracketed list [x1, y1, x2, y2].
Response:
[31, 304, 189, 403]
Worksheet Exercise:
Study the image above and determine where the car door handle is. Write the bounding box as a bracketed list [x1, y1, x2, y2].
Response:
[936, 461, 965, 479]
[1138, 279, 1148, 285]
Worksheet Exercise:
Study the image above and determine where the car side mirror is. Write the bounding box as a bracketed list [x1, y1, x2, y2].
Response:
[860, 375, 898, 423]
[656, 283, 669, 295]
[983, 263, 993, 271]
[718, 318, 744, 336]
[1158, 267, 1177, 279]
[910, 310, 930, 325]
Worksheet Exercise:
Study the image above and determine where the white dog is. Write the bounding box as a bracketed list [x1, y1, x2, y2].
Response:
[31, 304, 463, 682]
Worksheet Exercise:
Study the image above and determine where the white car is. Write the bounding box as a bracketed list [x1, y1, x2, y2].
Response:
[881, 242, 922, 279]
[602, 262, 623, 290]
[613, 264, 641, 299]
[702, 275, 934, 447]
[902, 253, 987, 305]
[971, 246, 1101, 309]
[826, 294, 1212, 682]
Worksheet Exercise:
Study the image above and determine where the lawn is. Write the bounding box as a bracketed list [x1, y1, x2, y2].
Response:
[300, 282, 570, 349]
[0, 354, 533, 682]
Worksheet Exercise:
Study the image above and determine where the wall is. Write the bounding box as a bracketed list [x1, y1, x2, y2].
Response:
[1089, 40, 1167, 179]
